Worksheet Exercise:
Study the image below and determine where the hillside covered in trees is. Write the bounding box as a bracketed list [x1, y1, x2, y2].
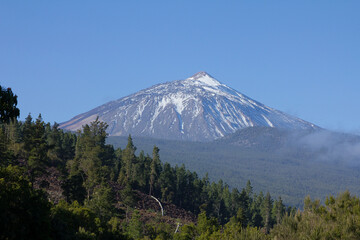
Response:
[107, 128, 360, 208]
[1, 85, 360, 239]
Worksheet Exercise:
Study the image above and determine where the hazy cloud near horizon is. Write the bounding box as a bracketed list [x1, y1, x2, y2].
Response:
[295, 130, 360, 167]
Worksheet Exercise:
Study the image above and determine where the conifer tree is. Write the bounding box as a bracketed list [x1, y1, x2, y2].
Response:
[127, 210, 144, 239]
[119, 135, 136, 185]
[0, 165, 51, 239]
[62, 173, 86, 204]
[5, 119, 22, 156]
[72, 117, 112, 200]
[0, 85, 20, 123]
[245, 180, 253, 200]
[159, 162, 175, 202]
[60, 131, 76, 163]
[0, 125, 13, 166]
[196, 210, 220, 239]
[133, 150, 147, 190]
[46, 123, 63, 167]
[0, 85, 20, 166]
[149, 145, 161, 196]
[272, 196, 285, 225]
[86, 184, 115, 221]
[175, 164, 187, 207]
[22, 114, 48, 183]
[262, 192, 273, 233]
[238, 188, 251, 226]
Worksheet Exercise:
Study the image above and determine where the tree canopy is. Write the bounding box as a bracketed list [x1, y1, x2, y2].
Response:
[0, 85, 20, 123]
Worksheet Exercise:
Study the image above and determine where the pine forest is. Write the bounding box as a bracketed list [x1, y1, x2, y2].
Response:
[1, 85, 360, 239]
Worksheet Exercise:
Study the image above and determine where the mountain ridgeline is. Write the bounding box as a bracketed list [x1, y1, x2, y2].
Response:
[60, 72, 318, 141]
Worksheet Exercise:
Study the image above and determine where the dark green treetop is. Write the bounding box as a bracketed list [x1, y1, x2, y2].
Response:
[0, 85, 20, 123]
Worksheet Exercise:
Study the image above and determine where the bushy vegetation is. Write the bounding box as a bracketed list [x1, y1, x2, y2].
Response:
[271, 191, 360, 239]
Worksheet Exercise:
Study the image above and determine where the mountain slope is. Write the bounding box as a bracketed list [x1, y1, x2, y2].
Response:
[107, 128, 360, 207]
[60, 72, 317, 141]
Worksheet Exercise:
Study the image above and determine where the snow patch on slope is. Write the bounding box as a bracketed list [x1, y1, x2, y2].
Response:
[262, 114, 274, 127]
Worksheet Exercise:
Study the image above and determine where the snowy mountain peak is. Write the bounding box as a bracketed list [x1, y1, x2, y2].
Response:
[190, 71, 212, 79]
[186, 71, 221, 87]
[60, 72, 318, 141]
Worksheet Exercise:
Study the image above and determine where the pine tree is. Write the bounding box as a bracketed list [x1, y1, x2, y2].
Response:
[22, 114, 48, 183]
[159, 162, 175, 202]
[0, 125, 13, 166]
[175, 164, 187, 208]
[5, 119, 22, 156]
[0, 85, 20, 123]
[0, 85, 20, 166]
[245, 180, 253, 200]
[133, 150, 147, 190]
[127, 210, 144, 239]
[60, 131, 76, 163]
[72, 117, 112, 200]
[196, 210, 220, 239]
[0, 165, 51, 239]
[238, 188, 250, 226]
[262, 192, 273, 233]
[62, 173, 86, 203]
[119, 135, 136, 185]
[86, 184, 115, 221]
[46, 122, 63, 167]
[272, 196, 285, 225]
[250, 191, 264, 227]
[149, 145, 161, 196]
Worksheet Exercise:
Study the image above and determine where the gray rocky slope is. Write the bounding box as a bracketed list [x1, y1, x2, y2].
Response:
[60, 72, 317, 141]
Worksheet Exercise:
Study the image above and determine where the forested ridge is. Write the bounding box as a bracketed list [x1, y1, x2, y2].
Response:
[1, 85, 360, 239]
[107, 129, 360, 208]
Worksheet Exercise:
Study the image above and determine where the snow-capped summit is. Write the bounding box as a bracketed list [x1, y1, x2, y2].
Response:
[186, 71, 221, 87]
[60, 72, 318, 141]
[190, 71, 210, 79]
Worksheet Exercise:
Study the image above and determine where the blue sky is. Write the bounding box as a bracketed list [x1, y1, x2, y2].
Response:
[1, 1, 359, 133]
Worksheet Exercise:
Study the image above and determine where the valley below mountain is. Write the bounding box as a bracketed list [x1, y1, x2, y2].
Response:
[107, 127, 360, 207]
